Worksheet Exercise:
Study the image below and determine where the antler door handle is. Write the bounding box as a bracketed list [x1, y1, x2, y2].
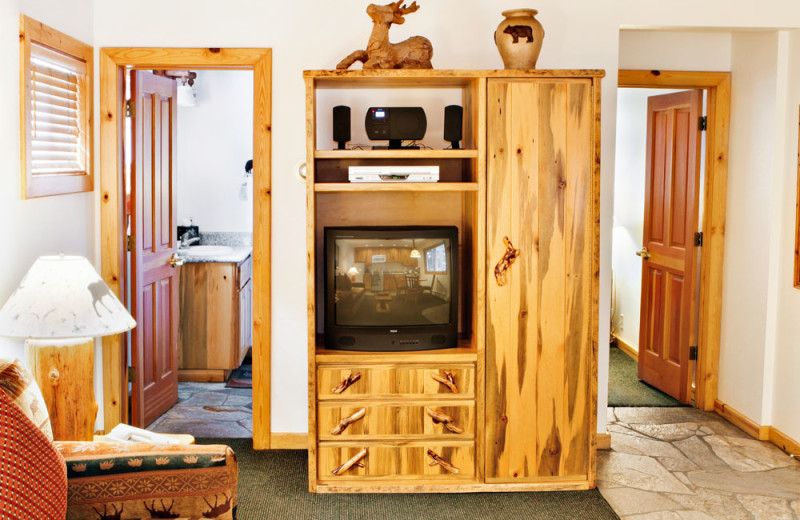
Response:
[494, 236, 520, 286]
[330, 408, 366, 435]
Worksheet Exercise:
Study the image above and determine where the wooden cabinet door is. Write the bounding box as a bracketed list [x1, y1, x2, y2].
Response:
[239, 279, 253, 363]
[485, 79, 594, 482]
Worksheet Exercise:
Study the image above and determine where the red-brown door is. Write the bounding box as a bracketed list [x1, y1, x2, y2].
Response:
[130, 71, 179, 427]
[638, 90, 703, 404]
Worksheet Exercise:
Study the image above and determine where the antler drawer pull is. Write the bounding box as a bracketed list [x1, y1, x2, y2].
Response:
[331, 372, 361, 394]
[494, 236, 520, 286]
[425, 407, 464, 434]
[427, 449, 460, 474]
[431, 370, 459, 393]
[330, 408, 366, 435]
[332, 448, 367, 476]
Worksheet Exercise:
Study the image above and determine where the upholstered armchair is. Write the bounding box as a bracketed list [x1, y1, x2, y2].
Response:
[0, 359, 238, 520]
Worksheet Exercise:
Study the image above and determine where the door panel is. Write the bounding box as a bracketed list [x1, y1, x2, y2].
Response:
[131, 70, 179, 427]
[486, 79, 593, 482]
[638, 90, 702, 404]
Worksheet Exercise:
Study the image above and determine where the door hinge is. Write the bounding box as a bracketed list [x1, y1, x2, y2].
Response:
[698, 116, 707, 131]
[127, 366, 136, 383]
[125, 100, 134, 118]
[689, 346, 698, 361]
[126, 235, 135, 252]
[694, 231, 703, 247]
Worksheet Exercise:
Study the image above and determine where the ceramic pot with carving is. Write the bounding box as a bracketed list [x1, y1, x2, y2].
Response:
[494, 9, 545, 69]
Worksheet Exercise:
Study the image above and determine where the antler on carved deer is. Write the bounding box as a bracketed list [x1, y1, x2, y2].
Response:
[337, 1, 433, 70]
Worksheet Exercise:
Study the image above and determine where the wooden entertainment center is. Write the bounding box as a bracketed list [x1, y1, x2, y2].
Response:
[305, 69, 603, 493]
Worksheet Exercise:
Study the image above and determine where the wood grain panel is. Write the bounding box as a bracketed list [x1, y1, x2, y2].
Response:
[563, 80, 592, 476]
[318, 402, 475, 440]
[486, 78, 594, 483]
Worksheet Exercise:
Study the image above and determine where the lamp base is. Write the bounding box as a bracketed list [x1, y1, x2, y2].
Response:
[25, 337, 98, 441]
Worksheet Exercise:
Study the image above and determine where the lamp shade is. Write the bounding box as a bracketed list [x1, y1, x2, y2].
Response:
[0, 255, 136, 339]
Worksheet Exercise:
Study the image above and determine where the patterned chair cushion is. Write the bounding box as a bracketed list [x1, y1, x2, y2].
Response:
[0, 388, 68, 519]
[56, 441, 238, 519]
[0, 358, 53, 440]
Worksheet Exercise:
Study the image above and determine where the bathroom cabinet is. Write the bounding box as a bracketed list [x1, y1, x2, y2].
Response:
[178, 255, 253, 381]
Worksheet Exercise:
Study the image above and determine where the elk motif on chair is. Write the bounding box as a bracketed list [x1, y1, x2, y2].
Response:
[337, 1, 433, 69]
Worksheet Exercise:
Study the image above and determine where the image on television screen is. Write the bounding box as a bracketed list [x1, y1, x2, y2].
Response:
[333, 237, 452, 327]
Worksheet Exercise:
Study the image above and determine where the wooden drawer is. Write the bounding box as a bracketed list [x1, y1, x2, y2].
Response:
[318, 402, 474, 441]
[318, 443, 474, 480]
[238, 255, 252, 289]
[317, 365, 475, 400]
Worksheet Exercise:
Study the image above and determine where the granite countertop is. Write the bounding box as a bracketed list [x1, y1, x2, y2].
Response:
[177, 245, 252, 264]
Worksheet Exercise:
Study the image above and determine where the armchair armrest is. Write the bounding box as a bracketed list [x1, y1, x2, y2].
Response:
[55, 441, 238, 520]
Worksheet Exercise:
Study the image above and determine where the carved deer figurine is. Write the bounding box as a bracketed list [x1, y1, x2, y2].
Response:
[337, 1, 433, 69]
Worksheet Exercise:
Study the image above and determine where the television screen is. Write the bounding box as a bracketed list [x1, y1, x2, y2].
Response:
[332, 236, 454, 327]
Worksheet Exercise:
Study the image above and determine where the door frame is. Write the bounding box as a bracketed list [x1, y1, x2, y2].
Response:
[617, 70, 731, 411]
[99, 48, 272, 449]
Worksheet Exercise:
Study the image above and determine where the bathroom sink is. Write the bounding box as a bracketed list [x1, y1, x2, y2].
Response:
[181, 245, 233, 257]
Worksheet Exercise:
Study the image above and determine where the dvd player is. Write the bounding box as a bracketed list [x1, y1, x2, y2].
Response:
[348, 165, 439, 183]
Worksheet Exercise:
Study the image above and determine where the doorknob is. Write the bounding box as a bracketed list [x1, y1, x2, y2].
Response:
[635, 247, 651, 259]
[168, 253, 185, 268]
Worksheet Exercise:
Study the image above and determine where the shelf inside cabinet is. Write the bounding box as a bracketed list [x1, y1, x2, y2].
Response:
[314, 149, 478, 160]
[316, 337, 477, 364]
[314, 182, 478, 193]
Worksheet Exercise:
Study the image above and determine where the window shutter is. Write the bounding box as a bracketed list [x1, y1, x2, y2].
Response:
[29, 43, 86, 176]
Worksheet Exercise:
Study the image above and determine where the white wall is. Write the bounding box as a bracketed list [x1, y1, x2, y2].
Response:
[612, 88, 683, 349]
[0, 0, 101, 428]
[73, 0, 800, 442]
[717, 32, 779, 422]
[766, 30, 800, 436]
[177, 70, 253, 233]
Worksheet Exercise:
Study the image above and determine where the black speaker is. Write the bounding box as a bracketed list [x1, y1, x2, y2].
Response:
[333, 105, 351, 150]
[444, 105, 463, 149]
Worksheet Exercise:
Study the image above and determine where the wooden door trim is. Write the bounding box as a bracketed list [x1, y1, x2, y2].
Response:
[100, 47, 272, 449]
[618, 69, 731, 411]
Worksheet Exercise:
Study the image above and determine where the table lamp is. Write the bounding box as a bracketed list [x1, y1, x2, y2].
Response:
[0, 255, 135, 441]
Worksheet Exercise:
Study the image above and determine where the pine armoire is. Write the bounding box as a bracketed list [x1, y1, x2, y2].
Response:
[305, 69, 603, 493]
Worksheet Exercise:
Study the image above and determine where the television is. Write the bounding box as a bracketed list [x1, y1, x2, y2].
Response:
[324, 226, 459, 351]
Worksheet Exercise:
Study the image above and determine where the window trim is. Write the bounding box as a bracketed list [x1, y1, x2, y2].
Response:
[20, 15, 93, 198]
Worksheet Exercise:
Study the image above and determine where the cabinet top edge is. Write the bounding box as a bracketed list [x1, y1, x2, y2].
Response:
[304, 69, 606, 80]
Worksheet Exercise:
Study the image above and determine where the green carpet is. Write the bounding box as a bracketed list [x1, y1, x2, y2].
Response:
[200, 438, 620, 520]
[608, 345, 685, 407]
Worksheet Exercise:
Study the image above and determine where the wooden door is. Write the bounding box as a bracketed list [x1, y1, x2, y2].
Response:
[485, 79, 594, 482]
[637, 90, 703, 404]
[130, 71, 179, 427]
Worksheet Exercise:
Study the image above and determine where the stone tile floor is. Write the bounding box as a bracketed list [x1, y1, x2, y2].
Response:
[599, 407, 800, 519]
[147, 382, 253, 438]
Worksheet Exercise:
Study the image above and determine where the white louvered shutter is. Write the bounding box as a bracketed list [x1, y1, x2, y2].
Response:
[29, 42, 87, 175]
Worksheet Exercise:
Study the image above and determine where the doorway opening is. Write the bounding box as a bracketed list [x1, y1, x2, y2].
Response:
[99, 48, 272, 449]
[610, 70, 731, 412]
[121, 69, 256, 437]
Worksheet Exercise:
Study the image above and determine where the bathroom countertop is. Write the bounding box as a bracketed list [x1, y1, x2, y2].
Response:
[178, 246, 252, 264]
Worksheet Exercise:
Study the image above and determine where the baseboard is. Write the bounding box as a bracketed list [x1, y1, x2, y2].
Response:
[597, 433, 611, 450]
[768, 426, 800, 457]
[714, 399, 769, 440]
[270, 433, 308, 449]
[178, 369, 229, 382]
[612, 335, 638, 361]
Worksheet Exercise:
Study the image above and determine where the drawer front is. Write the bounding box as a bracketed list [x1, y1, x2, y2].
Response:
[318, 402, 474, 440]
[317, 365, 475, 400]
[238, 255, 252, 289]
[318, 444, 474, 480]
